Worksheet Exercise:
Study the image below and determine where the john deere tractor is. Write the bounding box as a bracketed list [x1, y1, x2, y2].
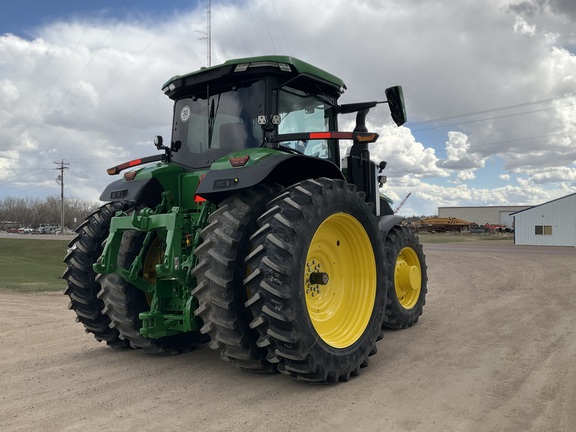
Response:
[63, 55, 427, 383]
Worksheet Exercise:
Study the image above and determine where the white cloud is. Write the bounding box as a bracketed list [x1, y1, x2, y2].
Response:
[513, 16, 536, 35]
[454, 170, 477, 183]
[370, 124, 449, 178]
[0, 0, 575, 216]
[0, 79, 19, 102]
[439, 131, 485, 170]
[525, 166, 576, 184]
[385, 175, 554, 216]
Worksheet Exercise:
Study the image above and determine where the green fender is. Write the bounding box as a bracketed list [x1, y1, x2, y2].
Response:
[99, 163, 185, 206]
[196, 149, 344, 204]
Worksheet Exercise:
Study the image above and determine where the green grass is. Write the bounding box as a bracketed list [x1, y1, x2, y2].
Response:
[0, 232, 513, 293]
[0, 238, 70, 292]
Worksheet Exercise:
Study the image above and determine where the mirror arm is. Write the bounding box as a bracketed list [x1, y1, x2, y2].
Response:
[353, 108, 370, 133]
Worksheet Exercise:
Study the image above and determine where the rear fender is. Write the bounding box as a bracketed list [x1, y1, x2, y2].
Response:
[196, 152, 344, 204]
[100, 177, 164, 207]
[378, 214, 405, 235]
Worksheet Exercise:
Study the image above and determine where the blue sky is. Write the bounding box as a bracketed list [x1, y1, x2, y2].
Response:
[1, 0, 575, 216]
[0, 1, 198, 37]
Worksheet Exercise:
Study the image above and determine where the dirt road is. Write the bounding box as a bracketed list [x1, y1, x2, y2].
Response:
[1, 241, 575, 432]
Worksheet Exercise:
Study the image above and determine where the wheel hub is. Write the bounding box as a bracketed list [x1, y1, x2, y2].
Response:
[309, 272, 329, 285]
[394, 247, 422, 309]
[305, 262, 328, 297]
[397, 263, 420, 291]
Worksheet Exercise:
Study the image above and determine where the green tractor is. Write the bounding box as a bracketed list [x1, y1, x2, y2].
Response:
[63, 55, 427, 382]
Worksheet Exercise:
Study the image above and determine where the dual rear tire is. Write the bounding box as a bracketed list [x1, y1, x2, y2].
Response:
[244, 178, 387, 382]
[193, 178, 390, 382]
[191, 184, 280, 371]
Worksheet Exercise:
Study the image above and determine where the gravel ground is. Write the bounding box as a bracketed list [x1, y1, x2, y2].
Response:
[1, 240, 575, 432]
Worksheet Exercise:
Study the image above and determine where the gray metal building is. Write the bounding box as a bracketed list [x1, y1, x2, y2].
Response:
[438, 206, 530, 228]
[512, 193, 576, 246]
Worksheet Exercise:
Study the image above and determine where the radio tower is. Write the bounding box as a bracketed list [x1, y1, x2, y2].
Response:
[207, 0, 211, 67]
[197, 0, 212, 67]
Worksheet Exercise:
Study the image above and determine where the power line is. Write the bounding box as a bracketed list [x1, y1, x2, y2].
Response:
[270, 2, 290, 53]
[467, 130, 576, 150]
[216, 1, 249, 55]
[28, 23, 119, 145]
[409, 94, 576, 128]
[49, 26, 167, 148]
[24, 28, 89, 140]
[247, 4, 265, 53]
[258, 3, 277, 53]
[411, 102, 576, 133]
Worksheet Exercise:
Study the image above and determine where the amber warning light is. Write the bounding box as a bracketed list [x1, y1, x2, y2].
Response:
[229, 155, 250, 167]
[124, 171, 137, 181]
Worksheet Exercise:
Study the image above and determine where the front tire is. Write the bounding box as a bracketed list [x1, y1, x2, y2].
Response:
[381, 225, 427, 329]
[245, 178, 387, 382]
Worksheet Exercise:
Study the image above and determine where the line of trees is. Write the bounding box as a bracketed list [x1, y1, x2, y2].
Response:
[0, 196, 100, 231]
[1, 196, 438, 232]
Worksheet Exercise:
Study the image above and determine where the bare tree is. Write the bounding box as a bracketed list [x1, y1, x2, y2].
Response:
[0, 196, 100, 230]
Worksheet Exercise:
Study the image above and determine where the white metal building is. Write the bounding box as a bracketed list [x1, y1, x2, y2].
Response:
[438, 206, 530, 228]
[512, 193, 576, 247]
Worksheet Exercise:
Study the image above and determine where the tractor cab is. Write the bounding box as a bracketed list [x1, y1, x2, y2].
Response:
[162, 56, 346, 169]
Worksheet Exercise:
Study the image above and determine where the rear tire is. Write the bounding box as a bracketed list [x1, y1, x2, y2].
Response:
[62, 201, 131, 347]
[381, 225, 427, 329]
[245, 178, 387, 382]
[98, 230, 205, 353]
[191, 184, 280, 372]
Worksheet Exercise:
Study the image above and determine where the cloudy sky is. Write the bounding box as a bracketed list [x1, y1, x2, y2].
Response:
[1, 0, 575, 216]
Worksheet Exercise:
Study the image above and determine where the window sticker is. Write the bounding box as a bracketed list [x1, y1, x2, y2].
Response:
[180, 105, 191, 122]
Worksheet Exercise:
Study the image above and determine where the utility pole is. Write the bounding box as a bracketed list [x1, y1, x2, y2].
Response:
[54, 160, 69, 235]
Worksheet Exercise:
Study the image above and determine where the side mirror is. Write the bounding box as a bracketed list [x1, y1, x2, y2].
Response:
[385, 86, 407, 127]
[154, 135, 164, 150]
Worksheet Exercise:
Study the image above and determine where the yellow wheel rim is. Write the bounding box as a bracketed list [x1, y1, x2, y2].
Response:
[394, 247, 422, 309]
[304, 213, 376, 349]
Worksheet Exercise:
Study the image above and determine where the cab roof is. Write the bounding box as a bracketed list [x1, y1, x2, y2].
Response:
[161, 55, 347, 100]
